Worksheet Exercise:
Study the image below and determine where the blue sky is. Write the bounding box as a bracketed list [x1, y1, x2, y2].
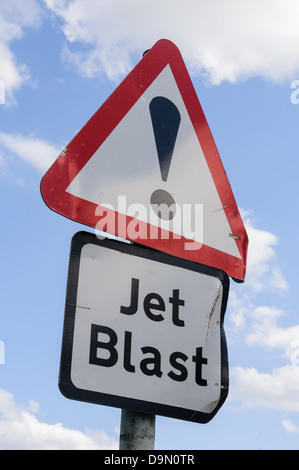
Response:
[1, 0, 299, 450]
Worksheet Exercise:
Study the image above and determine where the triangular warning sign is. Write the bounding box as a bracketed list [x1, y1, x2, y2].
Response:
[41, 39, 248, 281]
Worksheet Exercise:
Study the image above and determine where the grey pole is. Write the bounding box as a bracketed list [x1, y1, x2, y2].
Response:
[119, 409, 156, 450]
[119, 49, 156, 453]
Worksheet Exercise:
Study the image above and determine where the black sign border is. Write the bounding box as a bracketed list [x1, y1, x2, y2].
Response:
[59, 231, 230, 424]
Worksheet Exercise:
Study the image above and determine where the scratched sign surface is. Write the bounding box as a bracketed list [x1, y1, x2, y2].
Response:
[59, 231, 230, 423]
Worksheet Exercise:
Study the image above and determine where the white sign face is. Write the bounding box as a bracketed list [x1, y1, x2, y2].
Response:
[65, 65, 240, 260]
[59, 232, 229, 423]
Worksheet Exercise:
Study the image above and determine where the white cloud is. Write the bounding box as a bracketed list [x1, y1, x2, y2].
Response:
[0, 131, 61, 173]
[227, 213, 291, 354]
[0, 0, 42, 103]
[241, 212, 288, 293]
[225, 213, 299, 417]
[227, 214, 294, 357]
[230, 365, 299, 413]
[43, 0, 299, 84]
[282, 419, 299, 434]
[228, 292, 299, 360]
[245, 306, 299, 357]
[0, 0, 42, 28]
[0, 388, 118, 450]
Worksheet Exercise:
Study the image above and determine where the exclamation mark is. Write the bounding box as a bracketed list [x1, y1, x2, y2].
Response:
[149, 96, 181, 220]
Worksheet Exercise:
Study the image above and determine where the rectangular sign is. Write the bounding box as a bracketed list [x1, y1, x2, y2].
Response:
[59, 231, 230, 423]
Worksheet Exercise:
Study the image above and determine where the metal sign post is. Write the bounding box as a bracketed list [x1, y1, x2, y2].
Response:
[119, 410, 156, 450]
